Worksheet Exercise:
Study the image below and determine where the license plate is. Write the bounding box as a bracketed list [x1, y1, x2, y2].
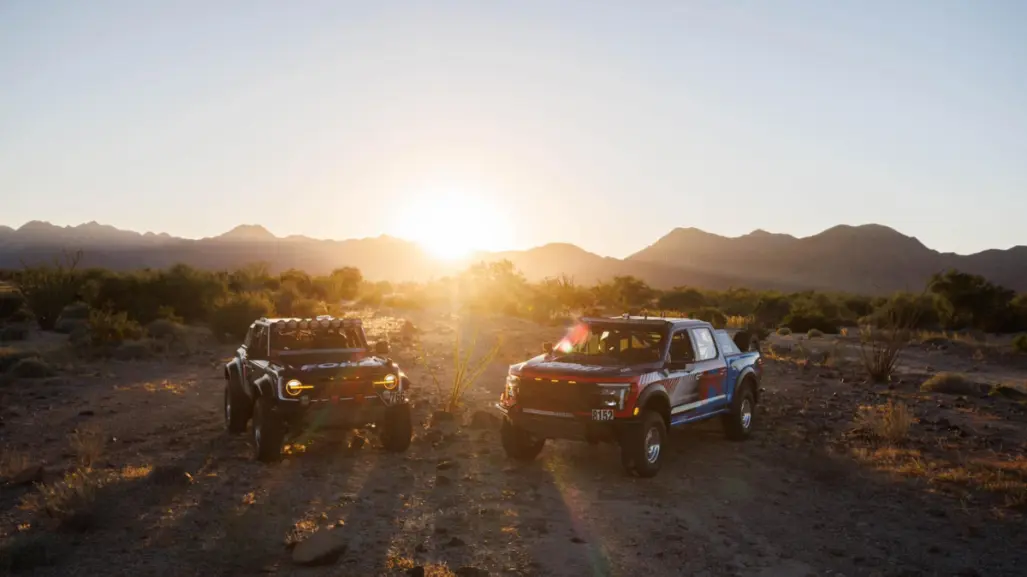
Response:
[591, 409, 614, 421]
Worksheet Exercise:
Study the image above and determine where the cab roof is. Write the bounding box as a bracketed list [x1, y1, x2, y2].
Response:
[255, 315, 362, 329]
[579, 315, 711, 330]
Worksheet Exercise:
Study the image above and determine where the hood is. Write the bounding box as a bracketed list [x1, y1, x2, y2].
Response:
[513, 354, 660, 379]
[272, 352, 393, 380]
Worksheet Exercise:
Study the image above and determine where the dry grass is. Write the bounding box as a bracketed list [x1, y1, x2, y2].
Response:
[20, 468, 106, 531]
[0, 449, 32, 479]
[68, 425, 105, 468]
[853, 448, 1027, 512]
[854, 400, 913, 442]
[921, 372, 983, 396]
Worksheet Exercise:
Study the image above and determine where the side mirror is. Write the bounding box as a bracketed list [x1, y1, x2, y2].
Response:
[374, 341, 390, 355]
[542, 341, 553, 353]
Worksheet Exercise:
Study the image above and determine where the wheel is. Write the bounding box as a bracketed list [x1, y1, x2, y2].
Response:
[381, 403, 413, 452]
[224, 371, 252, 434]
[723, 383, 756, 441]
[500, 417, 545, 462]
[620, 410, 666, 478]
[251, 396, 286, 462]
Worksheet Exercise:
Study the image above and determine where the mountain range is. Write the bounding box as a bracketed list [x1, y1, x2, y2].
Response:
[2, 221, 1026, 295]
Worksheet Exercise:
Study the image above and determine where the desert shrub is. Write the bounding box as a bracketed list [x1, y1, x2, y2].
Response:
[921, 372, 984, 396]
[0, 290, 25, 319]
[146, 318, 184, 341]
[419, 326, 501, 412]
[6, 307, 34, 324]
[21, 467, 105, 531]
[781, 310, 839, 334]
[210, 292, 274, 341]
[68, 425, 105, 468]
[8, 357, 55, 379]
[776, 327, 792, 336]
[290, 298, 325, 318]
[807, 328, 824, 338]
[1012, 334, 1027, 354]
[0, 325, 29, 342]
[690, 306, 728, 328]
[84, 308, 143, 349]
[16, 251, 85, 330]
[58, 302, 90, 320]
[0, 348, 40, 372]
[112, 340, 154, 360]
[855, 400, 913, 442]
[857, 324, 910, 383]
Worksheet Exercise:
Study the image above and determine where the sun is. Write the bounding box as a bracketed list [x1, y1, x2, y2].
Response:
[393, 190, 512, 259]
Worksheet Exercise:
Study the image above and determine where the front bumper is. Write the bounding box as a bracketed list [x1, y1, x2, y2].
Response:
[274, 394, 404, 430]
[496, 403, 639, 443]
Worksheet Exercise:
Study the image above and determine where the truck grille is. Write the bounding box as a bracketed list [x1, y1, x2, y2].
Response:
[310, 377, 375, 400]
[517, 379, 600, 413]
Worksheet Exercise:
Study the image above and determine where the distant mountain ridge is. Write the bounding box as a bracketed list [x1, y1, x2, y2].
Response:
[2, 220, 1026, 295]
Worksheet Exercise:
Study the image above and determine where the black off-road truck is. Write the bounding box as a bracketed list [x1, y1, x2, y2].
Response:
[223, 316, 412, 462]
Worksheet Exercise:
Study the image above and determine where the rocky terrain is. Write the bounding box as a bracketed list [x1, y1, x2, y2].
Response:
[1, 312, 1026, 576]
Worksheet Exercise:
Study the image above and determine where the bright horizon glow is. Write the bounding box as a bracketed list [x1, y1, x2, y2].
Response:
[391, 189, 514, 260]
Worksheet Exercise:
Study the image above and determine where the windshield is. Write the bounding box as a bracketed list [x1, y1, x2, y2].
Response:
[271, 326, 364, 352]
[552, 322, 665, 365]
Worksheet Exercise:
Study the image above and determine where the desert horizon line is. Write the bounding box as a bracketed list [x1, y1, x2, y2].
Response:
[3, 219, 1024, 260]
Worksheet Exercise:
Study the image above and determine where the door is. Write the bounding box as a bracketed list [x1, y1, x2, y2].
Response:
[246, 324, 270, 392]
[666, 329, 699, 414]
[689, 327, 728, 414]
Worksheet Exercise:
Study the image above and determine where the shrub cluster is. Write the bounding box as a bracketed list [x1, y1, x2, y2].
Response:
[5, 257, 1027, 340]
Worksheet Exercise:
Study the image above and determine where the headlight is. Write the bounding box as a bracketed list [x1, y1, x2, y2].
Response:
[598, 384, 630, 410]
[504, 375, 519, 398]
[284, 379, 312, 397]
[374, 373, 399, 390]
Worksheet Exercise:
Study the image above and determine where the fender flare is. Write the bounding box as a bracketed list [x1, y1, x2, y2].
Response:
[634, 382, 671, 423]
[253, 374, 275, 399]
[733, 367, 760, 403]
[400, 375, 412, 390]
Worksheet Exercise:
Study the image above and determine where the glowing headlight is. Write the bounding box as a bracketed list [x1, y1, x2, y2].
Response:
[374, 373, 399, 390]
[504, 375, 520, 398]
[284, 379, 312, 397]
[598, 384, 630, 410]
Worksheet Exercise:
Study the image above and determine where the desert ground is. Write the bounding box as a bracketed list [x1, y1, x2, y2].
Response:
[2, 310, 1026, 577]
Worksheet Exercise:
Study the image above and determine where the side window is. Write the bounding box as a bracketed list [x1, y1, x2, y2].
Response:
[254, 326, 269, 358]
[668, 331, 695, 363]
[691, 328, 718, 361]
[243, 325, 256, 349]
[716, 331, 741, 355]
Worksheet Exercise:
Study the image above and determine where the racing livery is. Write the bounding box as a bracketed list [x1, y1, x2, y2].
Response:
[223, 316, 412, 462]
[496, 315, 763, 477]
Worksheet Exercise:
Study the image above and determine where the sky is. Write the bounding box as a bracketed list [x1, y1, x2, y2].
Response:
[1, 0, 1025, 259]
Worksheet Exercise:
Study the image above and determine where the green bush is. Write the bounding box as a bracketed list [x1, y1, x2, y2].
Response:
[807, 328, 824, 338]
[8, 357, 56, 379]
[0, 325, 29, 342]
[85, 308, 144, 348]
[0, 290, 25, 319]
[776, 327, 792, 336]
[0, 348, 40, 372]
[210, 292, 274, 341]
[16, 252, 85, 330]
[1012, 334, 1027, 354]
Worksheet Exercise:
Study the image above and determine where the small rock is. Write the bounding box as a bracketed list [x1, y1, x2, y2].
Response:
[570, 536, 586, 544]
[455, 568, 489, 577]
[291, 529, 347, 566]
[436, 460, 457, 471]
[78, 410, 95, 417]
[446, 536, 466, 547]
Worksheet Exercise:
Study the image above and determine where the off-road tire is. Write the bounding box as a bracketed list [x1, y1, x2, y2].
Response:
[723, 383, 756, 441]
[381, 403, 413, 452]
[620, 410, 666, 478]
[251, 396, 286, 463]
[224, 370, 251, 434]
[500, 417, 545, 462]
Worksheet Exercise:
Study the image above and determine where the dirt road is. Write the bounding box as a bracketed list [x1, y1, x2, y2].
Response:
[2, 313, 1024, 576]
